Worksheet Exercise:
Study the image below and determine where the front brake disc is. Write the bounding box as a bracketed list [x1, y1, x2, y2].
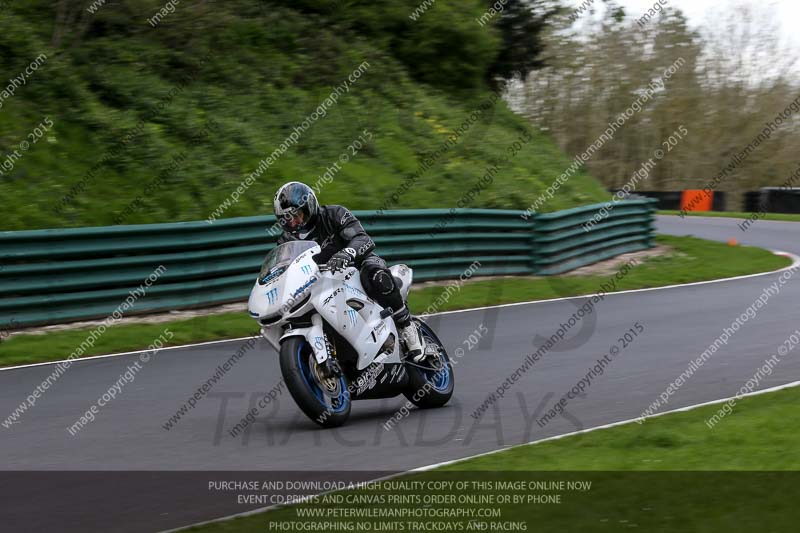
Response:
[309, 355, 341, 397]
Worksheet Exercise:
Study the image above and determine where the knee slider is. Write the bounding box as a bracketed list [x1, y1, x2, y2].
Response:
[372, 270, 395, 295]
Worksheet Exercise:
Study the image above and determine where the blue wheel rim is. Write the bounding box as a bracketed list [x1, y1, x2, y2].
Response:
[417, 323, 451, 392]
[296, 341, 349, 413]
[424, 363, 450, 391]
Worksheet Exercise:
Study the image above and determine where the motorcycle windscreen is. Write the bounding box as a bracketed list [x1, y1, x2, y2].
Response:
[258, 240, 317, 284]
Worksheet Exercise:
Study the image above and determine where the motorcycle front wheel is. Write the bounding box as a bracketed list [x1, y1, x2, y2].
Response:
[279, 337, 351, 428]
[403, 318, 455, 408]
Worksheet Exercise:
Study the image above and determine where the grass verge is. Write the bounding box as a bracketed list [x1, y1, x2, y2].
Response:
[0, 235, 790, 367]
[1, 2, 607, 230]
[659, 210, 800, 222]
[184, 385, 800, 533]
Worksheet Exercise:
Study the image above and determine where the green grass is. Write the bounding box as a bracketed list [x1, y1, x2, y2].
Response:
[0, 1, 608, 231]
[410, 234, 789, 311]
[0, 313, 259, 368]
[659, 210, 800, 222]
[183, 385, 800, 533]
[0, 235, 789, 367]
[444, 385, 800, 471]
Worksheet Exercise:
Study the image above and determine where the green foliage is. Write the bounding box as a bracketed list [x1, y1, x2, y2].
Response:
[0, 0, 605, 230]
[272, 0, 501, 89]
[487, 0, 560, 84]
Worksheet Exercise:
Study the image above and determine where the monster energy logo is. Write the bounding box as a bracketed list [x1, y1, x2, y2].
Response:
[346, 309, 358, 326]
[266, 288, 278, 305]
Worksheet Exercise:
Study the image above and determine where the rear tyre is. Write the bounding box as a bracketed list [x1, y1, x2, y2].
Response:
[403, 318, 454, 408]
[279, 336, 351, 428]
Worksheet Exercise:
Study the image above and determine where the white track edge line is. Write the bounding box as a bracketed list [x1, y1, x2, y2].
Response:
[160, 378, 800, 533]
[426, 250, 800, 317]
[4, 250, 799, 373]
[411, 378, 800, 472]
[0, 336, 258, 372]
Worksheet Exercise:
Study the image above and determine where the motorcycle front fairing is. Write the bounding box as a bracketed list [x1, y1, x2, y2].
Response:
[248, 242, 324, 356]
[308, 267, 403, 370]
[248, 241, 409, 398]
[249, 242, 402, 364]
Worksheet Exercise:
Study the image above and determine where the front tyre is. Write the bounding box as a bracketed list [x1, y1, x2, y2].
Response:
[403, 318, 455, 408]
[279, 336, 350, 428]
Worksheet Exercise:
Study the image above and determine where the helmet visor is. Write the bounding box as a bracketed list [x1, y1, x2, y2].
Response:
[278, 206, 310, 232]
[285, 210, 305, 230]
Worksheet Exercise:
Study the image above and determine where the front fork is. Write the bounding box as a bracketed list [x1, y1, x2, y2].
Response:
[279, 314, 328, 363]
[307, 314, 330, 365]
[280, 314, 340, 378]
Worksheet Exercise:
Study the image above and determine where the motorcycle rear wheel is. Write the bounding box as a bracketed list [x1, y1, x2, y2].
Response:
[403, 318, 455, 408]
[279, 337, 351, 428]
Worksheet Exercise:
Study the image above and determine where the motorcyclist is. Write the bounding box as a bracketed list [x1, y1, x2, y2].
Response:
[273, 181, 426, 361]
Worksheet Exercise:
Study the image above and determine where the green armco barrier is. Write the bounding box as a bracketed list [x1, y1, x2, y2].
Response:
[0, 202, 655, 328]
[531, 198, 657, 275]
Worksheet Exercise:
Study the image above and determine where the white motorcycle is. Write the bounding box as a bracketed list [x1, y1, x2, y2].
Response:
[248, 241, 454, 428]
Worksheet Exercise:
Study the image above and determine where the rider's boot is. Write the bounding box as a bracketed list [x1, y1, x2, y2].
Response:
[400, 323, 426, 362]
[394, 306, 426, 362]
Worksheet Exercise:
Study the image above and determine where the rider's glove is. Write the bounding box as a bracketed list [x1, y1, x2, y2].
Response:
[326, 248, 355, 273]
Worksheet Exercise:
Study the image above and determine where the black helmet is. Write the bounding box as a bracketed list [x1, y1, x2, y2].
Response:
[273, 181, 319, 236]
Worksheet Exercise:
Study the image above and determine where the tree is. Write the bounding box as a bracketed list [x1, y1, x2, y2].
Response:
[486, 0, 561, 87]
[512, 0, 800, 207]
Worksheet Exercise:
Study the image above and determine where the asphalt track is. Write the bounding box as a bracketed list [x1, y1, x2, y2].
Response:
[2, 215, 800, 532]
